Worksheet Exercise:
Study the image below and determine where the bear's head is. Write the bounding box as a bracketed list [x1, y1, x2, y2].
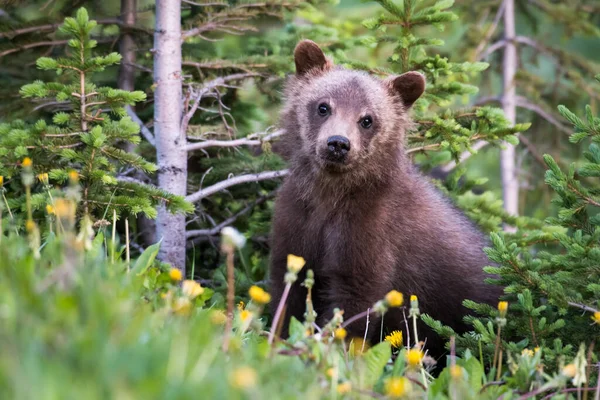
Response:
[280, 40, 425, 177]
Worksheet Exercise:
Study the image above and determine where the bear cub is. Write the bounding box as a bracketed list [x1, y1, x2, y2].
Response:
[269, 40, 502, 359]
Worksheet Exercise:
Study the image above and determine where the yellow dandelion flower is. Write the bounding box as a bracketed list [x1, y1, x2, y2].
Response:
[385, 377, 412, 398]
[46, 204, 55, 215]
[521, 349, 534, 357]
[498, 301, 508, 317]
[326, 368, 336, 378]
[237, 301, 245, 311]
[22, 157, 32, 168]
[450, 365, 463, 379]
[385, 330, 403, 349]
[336, 382, 351, 394]
[248, 285, 271, 304]
[240, 309, 252, 322]
[173, 297, 191, 316]
[287, 254, 306, 273]
[349, 337, 370, 356]
[385, 290, 404, 308]
[230, 366, 257, 389]
[169, 268, 183, 281]
[562, 363, 577, 378]
[182, 280, 204, 299]
[0, 176, 4, 186]
[25, 220, 36, 232]
[68, 170, 79, 183]
[37, 173, 49, 184]
[54, 198, 73, 218]
[334, 327, 347, 341]
[406, 348, 424, 368]
[534, 347, 541, 353]
[592, 311, 600, 325]
[210, 310, 227, 325]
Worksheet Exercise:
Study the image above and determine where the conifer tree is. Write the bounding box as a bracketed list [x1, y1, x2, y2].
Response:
[455, 0, 600, 218]
[0, 8, 191, 227]
[348, 0, 529, 228]
[424, 75, 600, 370]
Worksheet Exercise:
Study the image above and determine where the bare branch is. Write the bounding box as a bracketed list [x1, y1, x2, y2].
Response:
[182, 0, 228, 7]
[183, 60, 268, 71]
[439, 141, 490, 173]
[0, 18, 150, 39]
[126, 105, 155, 146]
[473, 96, 501, 107]
[480, 39, 507, 60]
[474, 0, 506, 61]
[186, 129, 283, 152]
[116, 176, 147, 186]
[181, 22, 218, 41]
[187, 137, 260, 152]
[186, 193, 274, 238]
[567, 301, 598, 314]
[185, 169, 288, 203]
[180, 72, 259, 135]
[515, 96, 571, 135]
[0, 37, 114, 58]
[0, 39, 69, 58]
[518, 134, 546, 169]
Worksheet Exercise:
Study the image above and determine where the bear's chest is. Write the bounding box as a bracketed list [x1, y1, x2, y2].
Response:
[305, 202, 393, 276]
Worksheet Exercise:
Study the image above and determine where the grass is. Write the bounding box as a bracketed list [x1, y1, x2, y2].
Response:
[0, 164, 597, 399]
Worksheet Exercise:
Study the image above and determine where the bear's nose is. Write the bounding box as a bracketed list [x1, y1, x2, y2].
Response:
[327, 135, 350, 156]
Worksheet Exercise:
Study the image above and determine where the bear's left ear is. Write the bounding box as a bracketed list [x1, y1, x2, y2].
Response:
[385, 71, 426, 108]
[294, 40, 331, 76]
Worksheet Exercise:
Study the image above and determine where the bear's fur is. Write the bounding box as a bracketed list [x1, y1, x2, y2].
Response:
[269, 40, 502, 359]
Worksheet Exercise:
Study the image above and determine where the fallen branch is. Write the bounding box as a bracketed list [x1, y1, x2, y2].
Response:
[185, 169, 288, 203]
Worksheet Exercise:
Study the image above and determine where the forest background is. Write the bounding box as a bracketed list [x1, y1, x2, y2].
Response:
[0, 0, 599, 399]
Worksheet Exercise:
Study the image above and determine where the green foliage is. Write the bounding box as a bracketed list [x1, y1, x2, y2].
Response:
[0, 210, 593, 399]
[426, 74, 600, 378]
[352, 0, 530, 164]
[0, 8, 192, 227]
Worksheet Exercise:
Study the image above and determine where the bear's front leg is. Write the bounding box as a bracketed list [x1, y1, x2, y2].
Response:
[323, 276, 392, 344]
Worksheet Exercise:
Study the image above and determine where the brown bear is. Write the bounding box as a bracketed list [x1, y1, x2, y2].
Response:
[269, 39, 502, 360]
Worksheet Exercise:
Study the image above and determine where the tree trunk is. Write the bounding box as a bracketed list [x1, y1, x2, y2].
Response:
[118, 0, 136, 96]
[154, 0, 187, 271]
[118, 0, 157, 247]
[501, 0, 519, 228]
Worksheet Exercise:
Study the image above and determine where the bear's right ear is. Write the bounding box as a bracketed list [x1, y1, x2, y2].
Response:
[294, 40, 330, 76]
[385, 71, 426, 108]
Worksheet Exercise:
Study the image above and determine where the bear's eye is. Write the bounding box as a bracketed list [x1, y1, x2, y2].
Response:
[317, 103, 330, 116]
[360, 116, 373, 129]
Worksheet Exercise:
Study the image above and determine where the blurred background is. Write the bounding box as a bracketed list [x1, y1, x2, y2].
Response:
[0, 0, 598, 302]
